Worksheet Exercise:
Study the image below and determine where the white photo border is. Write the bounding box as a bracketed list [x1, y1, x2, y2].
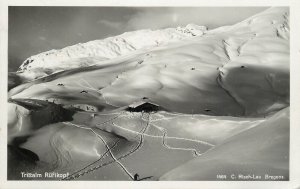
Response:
[1, 0, 299, 188]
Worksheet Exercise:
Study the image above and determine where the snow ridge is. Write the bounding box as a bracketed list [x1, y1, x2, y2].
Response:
[18, 24, 207, 79]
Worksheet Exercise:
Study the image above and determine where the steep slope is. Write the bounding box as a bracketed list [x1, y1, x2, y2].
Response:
[8, 99, 75, 143]
[8, 72, 23, 90]
[16, 24, 207, 80]
[160, 107, 289, 180]
[8, 102, 31, 143]
[9, 7, 289, 117]
[215, 7, 289, 116]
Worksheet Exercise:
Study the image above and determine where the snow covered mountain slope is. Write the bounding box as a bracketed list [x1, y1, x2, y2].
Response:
[9, 7, 289, 116]
[160, 107, 289, 180]
[17, 24, 207, 80]
[8, 7, 289, 180]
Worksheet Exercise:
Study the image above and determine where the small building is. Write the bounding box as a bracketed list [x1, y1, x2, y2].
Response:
[126, 101, 160, 113]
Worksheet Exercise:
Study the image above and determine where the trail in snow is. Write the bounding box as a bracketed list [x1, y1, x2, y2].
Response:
[149, 122, 205, 156]
[111, 121, 214, 147]
[162, 130, 200, 156]
[63, 112, 213, 179]
[94, 128, 134, 179]
[62, 121, 134, 180]
[63, 112, 150, 180]
[62, 110, 211, 180]
[62, 138, 121, 180]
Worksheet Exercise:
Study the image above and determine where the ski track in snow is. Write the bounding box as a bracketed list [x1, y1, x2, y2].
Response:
[62, 112, 150, 180]
[61, 110, 214, 180]
[62, 121, 134, 180]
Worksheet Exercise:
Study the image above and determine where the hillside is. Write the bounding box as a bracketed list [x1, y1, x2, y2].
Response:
[8, 7, 289, 180]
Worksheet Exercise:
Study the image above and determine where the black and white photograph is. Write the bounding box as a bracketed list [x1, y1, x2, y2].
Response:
[1, 0, 300, 188]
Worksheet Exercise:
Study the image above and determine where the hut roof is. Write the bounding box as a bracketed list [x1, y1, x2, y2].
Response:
[129, 101, 159, 108]
[126, 101, 160, 112]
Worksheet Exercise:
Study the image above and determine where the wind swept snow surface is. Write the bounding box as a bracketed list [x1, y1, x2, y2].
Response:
[8, 7, 289, 180]
[16, 25, 207, 80]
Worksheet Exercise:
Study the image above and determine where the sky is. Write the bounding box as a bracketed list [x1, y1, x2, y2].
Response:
[8, 6, 268, 72]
